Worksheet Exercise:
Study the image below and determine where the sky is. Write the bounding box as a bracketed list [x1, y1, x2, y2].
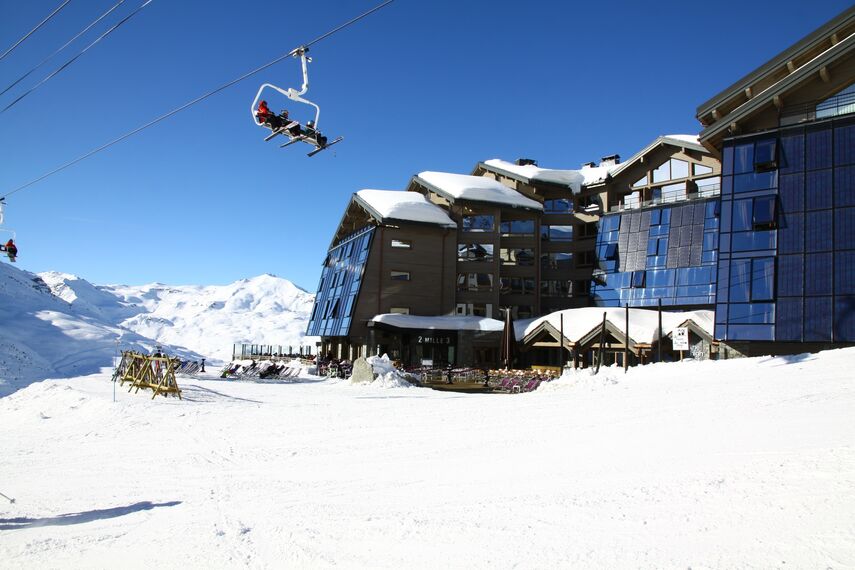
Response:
[0, 0, 851, 291]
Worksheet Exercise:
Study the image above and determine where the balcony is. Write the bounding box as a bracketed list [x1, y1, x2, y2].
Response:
[780, 90, 855, 126]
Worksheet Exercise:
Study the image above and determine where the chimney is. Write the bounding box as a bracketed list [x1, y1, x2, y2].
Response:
[581, 161, 597, 169]
[516, 158, 537, 166]
[599, 154, 620, 168]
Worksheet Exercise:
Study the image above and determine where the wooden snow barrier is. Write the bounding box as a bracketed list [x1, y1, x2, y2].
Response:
[117, 350, 182, 399]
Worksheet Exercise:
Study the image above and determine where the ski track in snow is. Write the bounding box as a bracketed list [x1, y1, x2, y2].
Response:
[1, 350, 854, 568]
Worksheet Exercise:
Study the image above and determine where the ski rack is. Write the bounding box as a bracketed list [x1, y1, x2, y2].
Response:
[116, 350, 182, 399]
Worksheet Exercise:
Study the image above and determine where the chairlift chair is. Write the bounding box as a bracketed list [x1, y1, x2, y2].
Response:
[0, 198, 18, 262]
[250, 47, 342, 157]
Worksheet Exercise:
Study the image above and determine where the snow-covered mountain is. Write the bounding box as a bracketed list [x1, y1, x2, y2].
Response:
[0, 263, 315, 396]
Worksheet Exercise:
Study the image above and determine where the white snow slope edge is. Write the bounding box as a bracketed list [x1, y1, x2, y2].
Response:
[0, 263, 314, 397]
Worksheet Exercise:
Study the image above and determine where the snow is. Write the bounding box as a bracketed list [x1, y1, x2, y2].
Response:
[2, 348, 855, 567]
[370, 313, 505, 332]
[355, 189, 457, 228]
[480, 158, 618, 194]
[416, 171, 543, 210]
[524, 307, 714, 344]
[663, 133, 701, 145]
[0, 263, 314, 397]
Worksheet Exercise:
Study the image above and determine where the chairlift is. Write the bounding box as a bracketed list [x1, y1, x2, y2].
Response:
[0, 198, 19, 262]
[250, 47, 342, 157]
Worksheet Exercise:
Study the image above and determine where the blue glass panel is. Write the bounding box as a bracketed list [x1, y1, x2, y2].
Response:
[702, 251, 718, 265]
[836, 166, 855, 207]
[804, 296, 832, 341]
[753, 196, 777, 227]
[775, 297, 803, 341]
[732, 199, 752, 231]
[734, 143, 754, 174]
[729, 302, 774, 324]
[650, 209, 661, 226]
[806, 170, 832, 211]
[734, 171, 777, 193]
[727, 324, 774, 341]
[779, 131, 804, 174]
[721, 175, 733, 196]
[720, 199, 732, 233]
[834, 122, 855, 166]
[719, 233, 731, 253]
[660, 208, 672, 226]
[722, 144, 734, 176]
[805, 253, 833, 296]
[703, 232, 717, 251]
[751, 257, 775, 301]
[806, 126, 832, 171]
[731, 230, 776, 252]
[647, 269, 676, 287]
[835, 250, 855, 295]
[778, 173, 804, 213]
[777, 255, 804, 296]
[646, 238, 658, 256]
[715, 322, 727, 338]
[729, 259, 750, 302]
[704, 217, 720, 230]
[834, 296, 855, 342]
[806, 210, 832, 253]
[835, 207, 855, 251]
[754, 139, 777, 170]
[705, 200, 718, 219]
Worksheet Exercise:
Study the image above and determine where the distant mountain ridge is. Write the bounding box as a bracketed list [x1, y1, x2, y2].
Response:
[0, 263, 314, 397]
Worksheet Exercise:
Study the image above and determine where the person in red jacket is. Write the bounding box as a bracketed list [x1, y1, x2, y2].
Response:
[2, 239, 17, 261]
[256, 100, 301, 136]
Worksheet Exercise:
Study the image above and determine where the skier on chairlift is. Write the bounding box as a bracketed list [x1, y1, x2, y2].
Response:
[255, 100, 301, 136]
[1, 239, 17, 262]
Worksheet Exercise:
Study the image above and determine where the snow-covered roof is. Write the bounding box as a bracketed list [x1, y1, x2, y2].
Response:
[415, 171, 543, 211]
[354, 189, 456, 228]
[480, 159, 620, 193]
[370, 313, 505, 332]
[523, 307, 714, 345]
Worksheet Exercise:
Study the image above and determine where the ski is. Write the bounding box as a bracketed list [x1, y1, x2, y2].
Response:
[307, 137, 343, 157]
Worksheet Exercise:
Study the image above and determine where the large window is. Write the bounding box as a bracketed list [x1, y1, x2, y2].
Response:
[457, 243, 494, 262]
[751, 257, 775, 301]
[544, 198, 573, 213]
[457, 273, 493, 292]
[500, 277, 535, 295]
[653, 158, 690, 183]
[500, 247, 535, 266]
[540, 225, 574, 241]
[462, 214, 494, 232]
[541, 252, 573, 269]
[541, 279, 572, 297]
[499, 219, 534, 237]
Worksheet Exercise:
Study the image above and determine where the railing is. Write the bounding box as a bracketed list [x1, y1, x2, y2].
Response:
[609, 184, 721, 214]
[780, 90, 855, 126]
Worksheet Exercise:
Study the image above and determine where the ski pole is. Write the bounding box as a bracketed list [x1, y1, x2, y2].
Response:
[0, 491, 15, 503]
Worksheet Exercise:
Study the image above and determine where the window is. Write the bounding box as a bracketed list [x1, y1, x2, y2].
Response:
[631, 175, 647, 188]
[541, 252, 573, 269]
[500, 248, 534, 265]
[457, 243, 494, 262]
[457, 303, 494, 317]
[500, 219, 535, 236]
[500, 277, 535, 295]
[752, 196, 777, 230]
[544, 198, 573, 213]
[390, 270, 410, 281]
[578, 223, 598, 238]
[694, 163, 713, 176]
[696, 176, 721, 197]
[540, 225, 574, 242]
[390, 307, 410, 314]
[652, 159, 690, 183]
[604, 243, 618, 260]
[391, 239, 411, 249]
[751, 257, 775, 301]
[577, 251, 594, 267]
[754, 139, 778, 172]
[462, 214, 494, 232]
[457, 273, 493, 292]
[511, 306, 533, 319]
[647, 237, 667, 256]
[649, 209, 662, 226]
[541, 279, 572, 297]
[631, 270, 646, 288]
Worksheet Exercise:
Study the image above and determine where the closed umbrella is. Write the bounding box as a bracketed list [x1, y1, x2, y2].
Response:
[500, 308, 516, 369]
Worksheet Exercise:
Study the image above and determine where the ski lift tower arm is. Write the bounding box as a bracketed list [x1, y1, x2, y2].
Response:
[249, 46, 321, 128]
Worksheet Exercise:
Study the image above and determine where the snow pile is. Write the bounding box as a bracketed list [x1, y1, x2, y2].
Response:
[370, 313, 504, 332]
[2, 347, 855, 567]
[416, 171, 543, 210]
[355, 189, 457, 228]
[351, 354, 415, 388]
[483, 158, 587, 193]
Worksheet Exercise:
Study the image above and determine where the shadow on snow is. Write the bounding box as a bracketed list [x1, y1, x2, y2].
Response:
[0, 500, 182, 530]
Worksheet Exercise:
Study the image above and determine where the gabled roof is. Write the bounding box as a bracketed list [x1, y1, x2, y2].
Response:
[354, 189, 456, 228]
[603, 134, 709, 181]
[697, 6, 855, 121]
[414, 171, 543, 211]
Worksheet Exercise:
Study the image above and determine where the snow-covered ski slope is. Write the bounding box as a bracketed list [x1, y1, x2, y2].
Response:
[1, 348, 853, 568]
[0, 262, 314, 397]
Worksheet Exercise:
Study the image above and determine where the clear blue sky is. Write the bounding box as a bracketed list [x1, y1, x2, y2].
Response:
[0, 0, 850, 291]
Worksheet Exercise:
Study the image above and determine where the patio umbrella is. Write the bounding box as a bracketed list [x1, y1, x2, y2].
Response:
[500, 308, 516, 369]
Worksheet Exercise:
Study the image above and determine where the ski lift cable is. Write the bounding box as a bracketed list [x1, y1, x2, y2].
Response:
[0, 0, 128, 99]
[0, 0, 395, 200]
[0, 0, 73, 63]
[2, 0, 155, 114]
